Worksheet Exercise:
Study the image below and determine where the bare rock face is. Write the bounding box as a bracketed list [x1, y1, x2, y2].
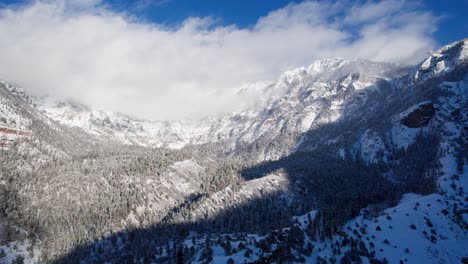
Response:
[400, 103, 436, 128]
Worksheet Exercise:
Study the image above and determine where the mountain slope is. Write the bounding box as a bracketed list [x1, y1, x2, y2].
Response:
[0, 39, 466, 263]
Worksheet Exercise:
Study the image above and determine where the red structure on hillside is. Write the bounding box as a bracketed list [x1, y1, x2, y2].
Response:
[0, 122, 31, 148]
[0, 127, 31, 136]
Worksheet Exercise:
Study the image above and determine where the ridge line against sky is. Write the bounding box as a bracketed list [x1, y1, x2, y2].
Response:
[0, 0, 466, 120]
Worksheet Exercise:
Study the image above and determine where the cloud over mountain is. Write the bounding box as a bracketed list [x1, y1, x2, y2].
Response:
[0, 0, 437, 120]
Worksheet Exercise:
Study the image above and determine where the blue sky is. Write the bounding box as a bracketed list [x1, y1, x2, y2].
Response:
[418, 0, 467, 45]
[0, 0, 466, 120]
[2, 0, 467, 46]
[109, 0, 466, 46]
[76, 0, 468, 46]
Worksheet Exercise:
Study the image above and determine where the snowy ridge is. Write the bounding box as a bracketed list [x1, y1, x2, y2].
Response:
[413, 38, 468, 82]
[189, 172, 290, 220]
[28, 58, 398, 158]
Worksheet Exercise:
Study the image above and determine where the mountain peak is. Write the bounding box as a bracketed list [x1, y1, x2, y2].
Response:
[307, 57, 351, 74]
[413, 38, 468, 82]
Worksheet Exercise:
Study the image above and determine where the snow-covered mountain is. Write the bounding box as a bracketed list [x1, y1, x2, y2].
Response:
[0, 38, 467, 264]
[30, 58, 402, 161]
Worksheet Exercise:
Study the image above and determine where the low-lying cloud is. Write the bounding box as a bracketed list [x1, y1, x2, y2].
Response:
[0, 0, 437, 120]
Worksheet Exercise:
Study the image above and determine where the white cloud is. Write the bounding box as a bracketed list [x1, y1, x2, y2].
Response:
[0, 0, 437, 120]
[133, 0, 172, 11]
[344, 0, 407, 24]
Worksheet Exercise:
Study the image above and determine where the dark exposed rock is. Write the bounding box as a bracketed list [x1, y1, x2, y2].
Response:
[400, 103, 436, 128]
